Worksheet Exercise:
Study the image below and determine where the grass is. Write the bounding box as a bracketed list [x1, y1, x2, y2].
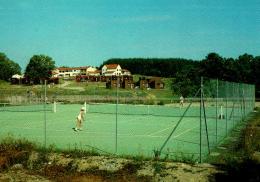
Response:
[171, 153, 197, 165]
[0, 77, 175, 104]
[152, 161, 166, 174]
[0, 135, 36, 170]
[207, 106, 260, 181]
[0, 135, 36, 152]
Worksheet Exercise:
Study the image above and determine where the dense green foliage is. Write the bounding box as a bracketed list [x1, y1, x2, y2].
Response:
[25, 55, 55, 84]
[102, 53, 260, 97]
[0, 53, 21, 81]
[100, 58, 199, 78]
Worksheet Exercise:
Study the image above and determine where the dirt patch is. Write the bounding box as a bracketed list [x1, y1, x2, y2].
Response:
[0, 169, 50, 182]
[0, 151, 220, 182]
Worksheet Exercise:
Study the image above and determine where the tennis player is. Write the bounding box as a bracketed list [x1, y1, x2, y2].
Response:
[74, 107, 85, 131]
[180, 95, 184, 107]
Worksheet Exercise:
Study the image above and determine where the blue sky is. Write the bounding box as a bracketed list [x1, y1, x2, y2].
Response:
[0, 0, 259, 71]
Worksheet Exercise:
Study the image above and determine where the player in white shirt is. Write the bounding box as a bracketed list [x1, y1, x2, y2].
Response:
[74, 107, 85, 131]
[180, 95, 184, 107]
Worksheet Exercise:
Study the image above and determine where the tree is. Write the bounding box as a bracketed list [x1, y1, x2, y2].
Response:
[235, 53, 253, 83]
[0, 52, 21, 81]
[172, 67, 200, 97]
[199, 52, 224, 79]
[25, 55, 55, 84]
[216, 57, 237, 82]
[251, 56, 260, 97]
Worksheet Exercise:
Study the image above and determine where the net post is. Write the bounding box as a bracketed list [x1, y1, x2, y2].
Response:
[53, 101, 57, 113]
[200, 77, 203, 163]
[84, 101, 87, 114]
[215, 79, 218, 144]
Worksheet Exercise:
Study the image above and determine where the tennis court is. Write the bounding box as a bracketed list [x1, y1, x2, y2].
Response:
[0, 102, 243, 160]
[0, 78, 255, 162]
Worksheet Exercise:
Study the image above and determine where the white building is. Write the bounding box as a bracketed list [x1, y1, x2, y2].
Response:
[122, 69, 131, 76]
[102, 64, 122, 76]
[12, 74, 24, 79]
[53, 66, 98, 78]
[55, 67, 81, 78]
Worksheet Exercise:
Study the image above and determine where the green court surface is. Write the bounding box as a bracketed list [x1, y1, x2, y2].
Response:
[0, 103, 248, 160]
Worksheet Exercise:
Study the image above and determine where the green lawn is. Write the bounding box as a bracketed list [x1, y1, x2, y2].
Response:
[0, 77, 175, 103]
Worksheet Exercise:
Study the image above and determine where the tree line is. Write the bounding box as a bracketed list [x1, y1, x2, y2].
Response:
[102, 53, 260, 97]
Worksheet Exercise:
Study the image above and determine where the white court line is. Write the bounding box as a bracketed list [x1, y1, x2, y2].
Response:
[147, 124, 198, 138]
[146, 124, 174, 136]
[172, 125, 198, 138]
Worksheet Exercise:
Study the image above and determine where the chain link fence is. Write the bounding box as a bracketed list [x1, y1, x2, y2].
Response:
[0, 78, 255, 162]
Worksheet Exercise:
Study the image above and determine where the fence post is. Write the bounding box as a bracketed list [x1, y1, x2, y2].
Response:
[115, 77, 119, 153]
[225, 81, 228, 136]
[216, 79, 218, 144]
[44, 80, 47, 149]
[200, 77, 203, 163]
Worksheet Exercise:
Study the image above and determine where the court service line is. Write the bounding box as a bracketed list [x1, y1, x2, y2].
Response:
[172, 125, 199, 138]
[148, 124, 198, 138]
[146, 124, 175, 136]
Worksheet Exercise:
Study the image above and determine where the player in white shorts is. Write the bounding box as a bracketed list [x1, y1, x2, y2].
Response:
[180, 95, 184, 107]
[74, 107, 85, 131]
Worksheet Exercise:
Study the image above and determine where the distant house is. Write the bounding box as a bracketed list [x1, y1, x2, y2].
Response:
[11, 74, 59, 85]
[11, 74, 24, 84]
[51, 69, 59, 78]
[102, 64, 122, 76]
[148, 77, 164, 89]
[122, 76, 134, 89]
[122, 69, 131, 76]
[85, 67, 99, 76]
[88, 70, 101, 76]
[106, 76, 120, 88]
[137, 77, 149, 89]
[106, 75, 134, 89]
[53, 66, 97, 78]
[54, 67, 81, 78]
[12, 74, 24, 79]
[136, 77, 164, 89]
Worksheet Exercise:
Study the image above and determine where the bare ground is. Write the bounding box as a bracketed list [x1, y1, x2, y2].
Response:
[0, 153, 220, 182]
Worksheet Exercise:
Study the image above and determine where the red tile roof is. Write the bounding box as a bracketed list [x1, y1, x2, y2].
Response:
[105, 64, 119, 69]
